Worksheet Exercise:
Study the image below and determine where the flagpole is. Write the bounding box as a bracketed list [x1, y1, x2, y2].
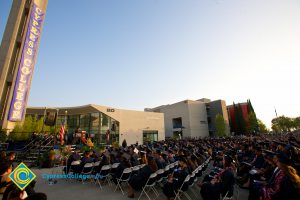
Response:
[42, 107, 47, 133]
[55, 108, 59, 134]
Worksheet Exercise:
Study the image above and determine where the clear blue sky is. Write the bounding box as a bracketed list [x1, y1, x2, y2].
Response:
[1, 0, 300, 128]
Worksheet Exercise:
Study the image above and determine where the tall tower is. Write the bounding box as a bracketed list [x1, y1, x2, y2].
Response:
[0, 0, 48, 130]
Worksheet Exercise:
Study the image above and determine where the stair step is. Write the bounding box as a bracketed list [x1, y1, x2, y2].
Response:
[41, 146, 52, 148]
[27, 156, 37, 159]
[29, 152, 40, 155]
[22, 160, 36, 163]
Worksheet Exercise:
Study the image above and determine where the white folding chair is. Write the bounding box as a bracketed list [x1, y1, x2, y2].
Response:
[162, 165, 170, 181]
[80, 163, 94, 184]
[138, 173, 158, 200]
[233, 184, 239, 200]
[93, 161, 101, 173]
[140, 164, 146, 168]
[155, 169, 165, 187]
[69, 160, 81, 173]
[114, 167, 132, 195]
[131, 165, 141, 175]
[174, 161, 179, 167]
[188, 172, 198, 197]
[110, 162, 120, 175]
[174, 175, 192, 200]
[97, 164, 111, 189]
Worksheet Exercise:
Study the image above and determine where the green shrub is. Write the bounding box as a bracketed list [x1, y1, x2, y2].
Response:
[0, 129, 7, 143]
[112, 141, 119, 148]
[8, 131, 31, 141]
[80, 145, 92, 153]
[122, 139, 127, 148]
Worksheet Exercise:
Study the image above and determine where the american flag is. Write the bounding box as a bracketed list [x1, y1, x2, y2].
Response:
[59, 121, 65, 138]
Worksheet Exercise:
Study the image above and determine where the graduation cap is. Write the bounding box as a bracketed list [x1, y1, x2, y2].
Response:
[155, 149, 162, 154]
[147, 155, 154, 161]
[122, 153, 131, 160]
[277, 153, 292, 165]
[104, 151, 110, 158]
[134, 148, 139, 154]
[111, 151, 118, 156]
[290, 142, 300, 149]
[224, 154, 233, 163]
[255, 146, 262, 152]
[146, 148, 152, 154]
[273, 141, 286, 146]
[263, 150, 277, 157]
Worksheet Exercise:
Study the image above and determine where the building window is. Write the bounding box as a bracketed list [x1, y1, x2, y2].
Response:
[80, 114, 90, 132]
[68, 115, 80, 133]
[172, 117, 182, 129]
[143, 130, 158, 144]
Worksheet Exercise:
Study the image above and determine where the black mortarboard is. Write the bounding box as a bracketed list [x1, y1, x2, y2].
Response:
[263, 150, 277, 157]
[277, 153, 292, 165]
[224, 154, 233, 163]
[255, 146, 262, 151]
[122, 153, 131, 160]
[290, 142, 300, 148]
[147, 155, 154, 161]
[273, 141, 286, 146]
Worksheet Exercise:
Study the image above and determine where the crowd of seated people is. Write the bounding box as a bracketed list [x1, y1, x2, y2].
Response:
[2, 132, 299, 199]
[62, 138, 212, 199]
[60, 133, 300, 199]
[196, 133, 300, 200]
[127, 153, 158, 198]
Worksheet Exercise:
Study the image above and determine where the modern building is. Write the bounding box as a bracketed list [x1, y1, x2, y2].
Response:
[145, 98, 230, 138]
[227, 99, 258, 135]
[26, 104, 165, 146]
[0, 0, 48, 130]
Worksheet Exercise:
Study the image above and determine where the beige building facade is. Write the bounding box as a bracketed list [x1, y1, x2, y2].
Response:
[26, 104, 165, 146]
[146, 98, 230, 138]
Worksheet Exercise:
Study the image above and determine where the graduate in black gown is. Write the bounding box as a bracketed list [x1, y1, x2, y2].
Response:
[200, 155, 235, 200]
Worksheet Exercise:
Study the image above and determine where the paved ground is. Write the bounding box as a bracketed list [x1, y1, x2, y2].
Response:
[32, 164, 249, 200]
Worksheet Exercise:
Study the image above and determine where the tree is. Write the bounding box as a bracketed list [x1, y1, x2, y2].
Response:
[257, 119, 269, 133]
[236, 104, 246, 134]
[248, 112, 259, 134]
[215, 114, 226, 137]
[292, 117, 300, 130]
[35, 117, 45, 132]
[22, 115, 33, 133]
[122, 139, 127, 148]
[9, 115, 55, 141]
[271, 116, 294, 132]
[0, 128, 7, 143]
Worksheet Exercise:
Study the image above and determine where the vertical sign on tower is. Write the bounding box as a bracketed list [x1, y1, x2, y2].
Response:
[7, 3, 45, 121]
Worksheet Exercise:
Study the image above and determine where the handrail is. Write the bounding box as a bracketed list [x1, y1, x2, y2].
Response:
[15, 137, 38, 151]
[19, 135, 52, 154]
[40, 139, 54, 151]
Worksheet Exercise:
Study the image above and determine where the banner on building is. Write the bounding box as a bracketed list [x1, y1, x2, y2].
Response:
[8, 3, 45, 121]
[44, 111, 57, 126]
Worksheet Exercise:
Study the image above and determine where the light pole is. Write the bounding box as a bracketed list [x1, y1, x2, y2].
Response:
[42, 107, 47, 133]
[55, 108, 59, 134]
[64, 110, 68, 144]
[180, 126, 185, 140]
[64, 110, 68, 128]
